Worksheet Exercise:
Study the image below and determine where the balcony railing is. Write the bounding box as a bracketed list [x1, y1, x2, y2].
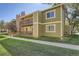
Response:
[20, 19, 33, 26]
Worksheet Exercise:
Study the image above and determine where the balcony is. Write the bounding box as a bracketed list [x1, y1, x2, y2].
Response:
[20, 19, 33, 27]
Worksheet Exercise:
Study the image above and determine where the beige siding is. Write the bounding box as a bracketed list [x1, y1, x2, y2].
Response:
[41, 6, 62, 38]
[33, 12, 39, 38]
[16, 4, 67, 38]
[44, 23, 61, 37]
[42, 6, 61, 22]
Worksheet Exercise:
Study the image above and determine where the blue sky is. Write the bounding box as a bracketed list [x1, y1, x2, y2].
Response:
[0, 3, 49, 22]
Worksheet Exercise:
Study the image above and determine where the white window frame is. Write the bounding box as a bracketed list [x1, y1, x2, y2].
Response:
[46, 24, 56, 32]
[45, 10, 56, 20]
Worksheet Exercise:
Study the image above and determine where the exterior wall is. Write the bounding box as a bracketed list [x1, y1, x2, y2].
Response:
[42, 6, 61, 22]
[21, 26, 32, 33]
[33, 12, 39, 38]
[38, 12, 45, 36]
[20, 16, 33, 33]
[44, 23, 61, 37]
[16, 4, 66, 38]
[32, 11, 45, 37]
[16, 14, 33, 36]
[60, 5, 65, 38]
[16, 15, 21, 35]
[41, 5, 63, 38]
[31, 5, 65, 38]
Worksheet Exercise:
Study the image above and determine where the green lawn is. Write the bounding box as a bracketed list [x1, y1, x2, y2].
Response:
[36, 35, 79, 45]
[0, 44, 11, 56]
[0, 35, 5, 39]
[0, 32, 8, 35]
[0, 35, 11, 56]
[1, 38, 79, 56]
[17, 35, 79, 45]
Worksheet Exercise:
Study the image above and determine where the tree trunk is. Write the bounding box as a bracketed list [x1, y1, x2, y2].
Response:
[69, 24, 75, 35]
[70, 25, 72, 35]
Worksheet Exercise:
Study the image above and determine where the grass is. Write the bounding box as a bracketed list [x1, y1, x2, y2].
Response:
[0, 35, 10, 56]
[0, 44, 11, 56]
[16, 35, 35, 39]
[1, 38, 79, 56]
[0, 35, 5, 39]
[0, 32, 8, 35]
[17, 35, 79, 45]
[62, 35, 79, 45]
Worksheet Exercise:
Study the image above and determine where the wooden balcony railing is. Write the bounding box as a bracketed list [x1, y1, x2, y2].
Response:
[20, 19, 33, 26]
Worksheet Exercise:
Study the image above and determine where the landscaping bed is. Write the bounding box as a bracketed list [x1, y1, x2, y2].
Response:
[1, 38, 79, 56]
[17, 35, 79, 45]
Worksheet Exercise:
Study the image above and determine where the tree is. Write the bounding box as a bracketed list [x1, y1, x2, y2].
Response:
[6, 19, 17, 33]
[64, 3, 79, 34]
[46, 3, 79, 35]
[0, 20, 5, 32]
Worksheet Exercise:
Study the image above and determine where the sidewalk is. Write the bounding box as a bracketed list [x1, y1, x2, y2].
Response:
[6, 36, 79, 51]
[0, 35, 8, 41]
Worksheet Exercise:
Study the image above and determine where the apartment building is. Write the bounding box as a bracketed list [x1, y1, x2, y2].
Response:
[16, 4, 69, 38]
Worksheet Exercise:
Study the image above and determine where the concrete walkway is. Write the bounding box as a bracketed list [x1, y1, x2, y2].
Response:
[0, 38, 8, 41]
[0, 35, 9, 41]
[6, 36, 79, 51]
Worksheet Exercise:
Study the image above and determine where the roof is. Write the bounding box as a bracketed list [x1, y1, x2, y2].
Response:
[41, 4, 63, 12]
[19, 4, 63, 19]
[19, 13, 33, 19]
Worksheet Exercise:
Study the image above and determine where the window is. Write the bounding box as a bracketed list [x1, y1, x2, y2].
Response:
[46, 24, 56, 32]
[46, 10, 56, 19]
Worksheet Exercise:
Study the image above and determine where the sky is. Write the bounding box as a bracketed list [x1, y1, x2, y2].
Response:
[0, 3, 49, 22]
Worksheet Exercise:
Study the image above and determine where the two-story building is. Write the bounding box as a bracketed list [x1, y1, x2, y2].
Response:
[16, 4, 69, 39]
